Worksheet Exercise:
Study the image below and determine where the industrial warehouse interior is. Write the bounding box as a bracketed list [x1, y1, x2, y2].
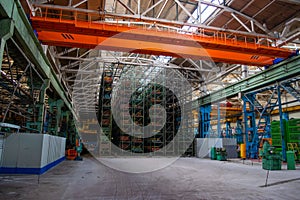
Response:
[0, 0, 300, 199]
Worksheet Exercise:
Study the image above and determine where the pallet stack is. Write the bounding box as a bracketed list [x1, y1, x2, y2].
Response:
[286, 119, 300, 160]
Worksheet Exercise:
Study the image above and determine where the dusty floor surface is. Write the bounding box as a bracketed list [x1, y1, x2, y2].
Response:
[0, 155, 299, 200]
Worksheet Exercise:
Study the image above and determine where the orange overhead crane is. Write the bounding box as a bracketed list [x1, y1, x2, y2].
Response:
[30, 6, 292, 66]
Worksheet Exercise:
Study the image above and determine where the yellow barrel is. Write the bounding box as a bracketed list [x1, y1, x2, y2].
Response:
[240, 143, 246, 159]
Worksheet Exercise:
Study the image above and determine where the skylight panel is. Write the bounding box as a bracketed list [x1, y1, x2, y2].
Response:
[182, 0, 220, 32]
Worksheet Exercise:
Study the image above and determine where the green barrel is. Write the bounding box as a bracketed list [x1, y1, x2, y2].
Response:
[286, 151, 296, 170]
[211, 147, 217, 160]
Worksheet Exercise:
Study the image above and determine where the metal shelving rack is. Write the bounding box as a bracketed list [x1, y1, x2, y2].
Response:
[97, 69, 113, 156]
[109, 64, 194, 156]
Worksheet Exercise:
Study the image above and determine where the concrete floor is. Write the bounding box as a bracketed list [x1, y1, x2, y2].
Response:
[0, 155, 299, 200]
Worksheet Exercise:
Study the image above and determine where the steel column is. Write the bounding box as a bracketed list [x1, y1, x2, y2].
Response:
[225, 121, 232, 138]
[217, 102, 221, 137]
[200, 104, 212, 138]
[48, 99, 64, 135]
[242, 95, 257, 158]
[235, 119, 243, 144]
[277, 85, 286, 161]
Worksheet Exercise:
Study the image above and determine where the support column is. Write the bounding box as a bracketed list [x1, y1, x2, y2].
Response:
[0, 19, 14, 70]
[217, 102, 221, 137]
[225, 121, 232, 138]
[277, 84, 286, 161]
[200, 104, 212, 138]
[48, 99, 64, 135]
[242, 94, 257, 158]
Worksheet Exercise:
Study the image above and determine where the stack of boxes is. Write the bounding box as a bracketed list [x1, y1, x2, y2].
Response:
[271, 119, 300, 160]
[286, 119, 300, 160]
[101, 66, 194, 156]
[270, 120, 286, 155]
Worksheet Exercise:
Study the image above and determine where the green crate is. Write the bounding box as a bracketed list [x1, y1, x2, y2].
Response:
[287, 133, 300, 143]
[271, 124, 280, 128]
[287, 119, 300, 127]
[287, 126, 300, 133]
[262, 158, 282, 170]
[272, 138, 282, 146]
[274, 148, 282, 154]
[286, 151, 296, 170]
[271, 128, 281, 133]
[271, 133, 281, 136]
[271, 123, 280, 127]
[271, 127, 281, 133]
[271, 121, 281, 126]
[271, 131, 281, 135]
[271, 120, 287, 127]
[271, 135, 282, 141]
[271, 135, 281, 139]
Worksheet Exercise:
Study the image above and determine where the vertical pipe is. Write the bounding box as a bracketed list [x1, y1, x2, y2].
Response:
[176, 2, 178, 21]
[198, 105, 201, 137]
[152, 0, 155, 18]
[217, 102, 221, 137]
[138, 0, 140, 15]
[198, 0, 202, 23]
[240, 95, 246, 143]
[243, 98, 249, 158]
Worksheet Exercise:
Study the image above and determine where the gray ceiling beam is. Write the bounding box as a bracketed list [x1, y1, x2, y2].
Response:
[277, 0, 300, 5]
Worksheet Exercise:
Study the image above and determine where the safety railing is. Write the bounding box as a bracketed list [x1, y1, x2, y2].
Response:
[31, 6, 280, 50]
